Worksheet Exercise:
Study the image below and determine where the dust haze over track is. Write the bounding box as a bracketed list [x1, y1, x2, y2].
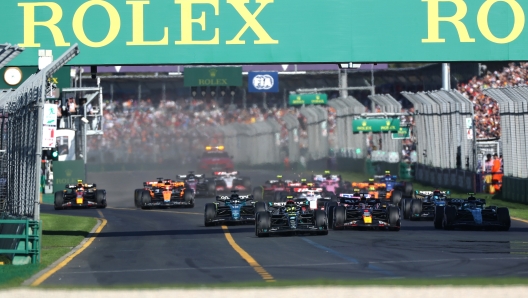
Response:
[37, 168, 528, 287]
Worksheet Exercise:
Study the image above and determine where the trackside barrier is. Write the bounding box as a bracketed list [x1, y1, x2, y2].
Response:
[0, 219, 40, 264]
[484, 86, 528, 203]
[402, 90, 475, 192]
[0, 45, 79, 265]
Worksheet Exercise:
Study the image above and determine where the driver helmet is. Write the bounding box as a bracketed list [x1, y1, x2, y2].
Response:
[77, 179, 83, 188]
[285, 200, 297, 212]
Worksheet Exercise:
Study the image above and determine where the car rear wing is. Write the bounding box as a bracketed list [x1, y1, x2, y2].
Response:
[414, 190, 450, 198]
[213, 171, 238, 176]
[177, 174, 204, 180]
[292, 187, 323, 193]
[66, 184, 96, 189]
[447, 197, 486, 206]
[268, 200, 309, 208]
[373, 174, 398, 180]
[216, 195, 253, 202]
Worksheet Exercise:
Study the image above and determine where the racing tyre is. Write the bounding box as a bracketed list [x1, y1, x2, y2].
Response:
[252, 187, 263, 201]
[314, 210, 328, 235]
[410, 199, 422, 221]
[183, 189, 194, 208]
[443, 206, 457, 230]
[204, 203, 216, 227]
[54, 191, 64, 210]
[254, 201, 267, 214]
[96, 190, 107, 209]
[134, 189, 142, 208]
[404, 182, 413, 197]
[325, 201, 338, 225]
[402, 198, 412, 219]
[333, 206, 346, 230]
[140, 190, 152, 209]
[392, 190, 403, 206]
[242, 177, 251, 190]
[388, 206, 400, 231]
[497, 207, 511, 231]
[434, 206, 445, 229]
[256, 211, 270, 237]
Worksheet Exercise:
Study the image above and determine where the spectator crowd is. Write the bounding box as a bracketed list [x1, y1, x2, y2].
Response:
[76, 62, 528, 165]
[458, 62, 528, 140]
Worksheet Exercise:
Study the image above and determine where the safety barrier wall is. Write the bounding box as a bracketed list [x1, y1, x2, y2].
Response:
[484, 86, 528, 203]
[401, 90, 475, 192]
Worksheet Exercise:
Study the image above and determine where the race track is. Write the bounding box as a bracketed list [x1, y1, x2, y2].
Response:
[38, 169, 528, 286]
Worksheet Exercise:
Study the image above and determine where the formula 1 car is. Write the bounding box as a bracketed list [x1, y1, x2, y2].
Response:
[281, 184, 338, 210]
[212, 171, 251, 193]
[351, 179, 389, 200]
[136, 178, 194, 209]
[204, 191, 265, 226]
[198, 145, 234, 172]
[252, 175, 294, 201]
[402, 190, 449, 220]
[331, 192, 400, 231]
[55, 180, 107, 210]
[374, 171, 413, 198]
[312, 171, 347, 194]
[434, 193, 510, 231]
[176, 171, 216, 197]
[255, 199, 328, 237]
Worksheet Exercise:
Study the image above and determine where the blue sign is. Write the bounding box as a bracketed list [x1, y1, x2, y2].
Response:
[248, 72, 279, 93]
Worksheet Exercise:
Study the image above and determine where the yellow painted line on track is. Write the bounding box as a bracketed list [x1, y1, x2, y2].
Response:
[97, 209, 104, 218]
[221, 225, 275, 282]
[512, 217, 528, 224]
[31, 216, 108, 286]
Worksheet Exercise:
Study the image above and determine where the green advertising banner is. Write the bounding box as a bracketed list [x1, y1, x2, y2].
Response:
[52, 160, 85, 192]
[353, 118, 401, 133]
[289, 94, 328, 105]
[1, 67, 70, 89]
[392, 127, 411, 139]
[2, 0, 528, 66]
[184, 67, 242, 87]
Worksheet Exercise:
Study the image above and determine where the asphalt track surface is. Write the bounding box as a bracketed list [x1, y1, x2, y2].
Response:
[39, 169, 528, 286]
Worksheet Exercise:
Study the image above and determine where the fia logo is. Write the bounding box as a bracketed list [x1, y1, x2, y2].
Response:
[252, 74, 274, 90]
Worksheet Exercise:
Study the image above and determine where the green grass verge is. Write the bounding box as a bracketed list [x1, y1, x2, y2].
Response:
[0, 213, 97, 288]
[36, 277, 528, 289]
[332, 171, 528, 221]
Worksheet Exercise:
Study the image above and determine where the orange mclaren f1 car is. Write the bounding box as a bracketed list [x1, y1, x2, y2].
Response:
[134, 178, 194, 209]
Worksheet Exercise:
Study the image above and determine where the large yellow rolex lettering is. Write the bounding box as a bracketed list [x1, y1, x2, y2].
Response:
[126, 0, 168, 45]
[73, 0, 121, 48]
[18, 2, 70, 47]
[422, 0, 475, 43]
[226, 0, 278, 45]
[175, 0, 219, 45]
[477, 0, 525, 44]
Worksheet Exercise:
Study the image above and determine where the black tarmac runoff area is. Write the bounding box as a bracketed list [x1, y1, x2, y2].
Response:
[40, 169, 528, 286]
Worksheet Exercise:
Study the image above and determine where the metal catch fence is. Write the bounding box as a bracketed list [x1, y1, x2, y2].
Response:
[484, 86, 528, 203]
[401, 90, 475, 191]
[0, 45, 79, 220]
